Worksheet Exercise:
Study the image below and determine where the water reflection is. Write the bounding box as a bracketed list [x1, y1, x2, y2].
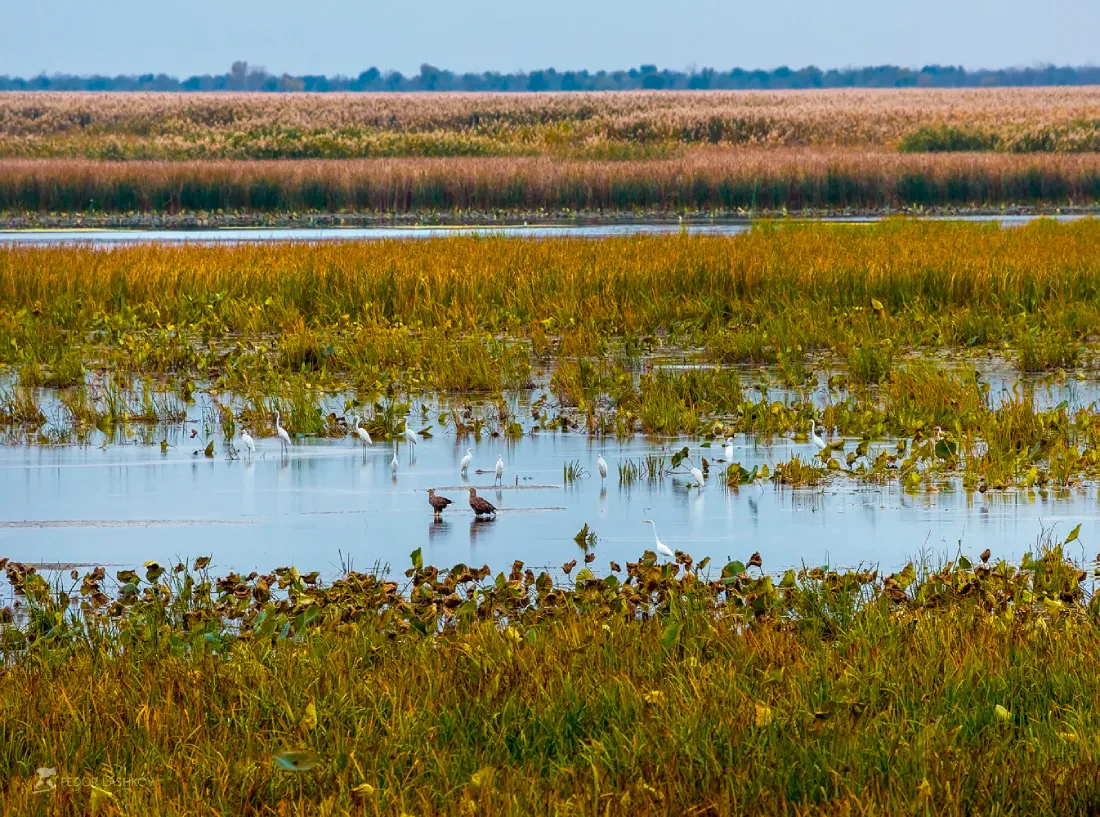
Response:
[469, 517, 496, 544]
[0, 426, 1096, 577]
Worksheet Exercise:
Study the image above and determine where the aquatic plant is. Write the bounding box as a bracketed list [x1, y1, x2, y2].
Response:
[0, 534, 1097, 814]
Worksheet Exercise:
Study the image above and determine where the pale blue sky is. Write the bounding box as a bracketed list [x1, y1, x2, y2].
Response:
[1, 0, 1094, 77]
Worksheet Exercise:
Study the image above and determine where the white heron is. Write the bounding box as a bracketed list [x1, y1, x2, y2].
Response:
[241, 430, 255, 458]
[460, 448, 473, 475]
[495, 455, 504, 485]
[643, 520, 675, 559]
[723, 438, 733, 461]
[684, 457, 705, 487]
[352, 414, 372, 446]
[391, 449, 399, 475]
[403, 427, 418, 446]
[274, 411, 291, 453]
[597, 455, 608, 481]
[810, 419, 827, 452]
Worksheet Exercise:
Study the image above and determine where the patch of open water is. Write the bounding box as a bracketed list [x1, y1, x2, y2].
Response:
[0, 428, 1094, 579]
[0, 214, 1089, 245]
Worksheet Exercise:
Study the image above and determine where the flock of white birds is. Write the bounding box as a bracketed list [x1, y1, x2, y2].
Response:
[237, 415, 832, 561]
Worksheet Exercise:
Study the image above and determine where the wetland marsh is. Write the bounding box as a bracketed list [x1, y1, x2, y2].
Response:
[4, 217, 1100, 815]
[3, 219, 1100, 575]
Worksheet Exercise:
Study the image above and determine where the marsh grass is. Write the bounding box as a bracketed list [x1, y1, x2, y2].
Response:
[1, 537, 1098, 815]
[3, 150, 1100, 215]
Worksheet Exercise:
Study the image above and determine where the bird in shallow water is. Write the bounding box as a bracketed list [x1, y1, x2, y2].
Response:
[643, 520, 674, 559]
[427, 489, 453, 517]
[810, 419, 827, 452]
[460, 448, 473, 475]
[274, 411, 291, 453]
[468, 487, 497, 517]
[241, 430, 255, 458]
[391, 449, 398, 475]
[352, 414, 372, 446]
[598, 455, 607, 481]
[684, 457, 705, 487]
[495, 456, 504, 485]
[403, 427, 418, 446]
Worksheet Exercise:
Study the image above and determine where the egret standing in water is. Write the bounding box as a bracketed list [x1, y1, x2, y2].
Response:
[495, 455, 504, 485]
[723, 438, 734, 461]
[352, 414, 372, 446]
[684, 457, 705, 487]
[460, 448, 473, 476]
[403, 427, 418, 447]
[810, 419, 827, 452]
[643, 520, 674, 559]
[391, 449, 399, 475]
[274, 412, 291, 454]
[597, 455, 608, 481]
[241, 430, 255, 458]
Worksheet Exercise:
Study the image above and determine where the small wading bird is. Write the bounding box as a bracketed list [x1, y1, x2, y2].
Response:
[598, 455, 608, 481]
[427, 489, 453, 518]
[495, 456, 504, 485]
[403, 427, 418, 446]
[723, 438, 734, 461]
[274, 411, 291, 453]
[685, 457, 705, 487]
[352, 414, 372, 446]
[391, 449, 398, 475]
[810, 419, 827, 452]
[241, 430, 255, 458]
[643, 520, 674, 559]
[460, 448, 473, 475]
[468, 487, 497, 517]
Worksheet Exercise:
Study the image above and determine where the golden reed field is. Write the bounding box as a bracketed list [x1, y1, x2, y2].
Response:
[2, 87, 1099, 152]
[0, 88, 1097, 216]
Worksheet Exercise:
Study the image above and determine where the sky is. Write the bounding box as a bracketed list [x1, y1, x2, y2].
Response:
[1, 0, 1096, 77]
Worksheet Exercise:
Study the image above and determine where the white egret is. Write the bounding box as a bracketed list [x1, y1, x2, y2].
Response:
[684, 457, 705, 487]
[352, 414, 372, 446]
[274, 411, 291, 453]
[643, 520, 674, 559]
[810, 419, 827, 452]
[391, 449, 399, 475]
[495, 455, 504, 485]
[460, 448, 474, 475]
[403, 427, 418, 446]
[723, 438, 733, 461]
[597, 454, 608, 481]
[241, 430, 255, 458]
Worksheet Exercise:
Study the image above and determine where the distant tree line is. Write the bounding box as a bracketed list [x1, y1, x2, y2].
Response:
[3, 61, 1099, 92]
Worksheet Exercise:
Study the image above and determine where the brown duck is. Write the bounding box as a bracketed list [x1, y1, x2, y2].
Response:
[467, 487, 497, 517]
[427, 489, 453, 517]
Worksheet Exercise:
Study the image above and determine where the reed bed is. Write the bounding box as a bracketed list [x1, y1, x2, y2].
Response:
[2, 88, 1098, 158]
[2, 220, 1099, 342]
[1, 537, 1098, 815]
[3, 220, 1100, 400]
[2, 150, 1099, 214]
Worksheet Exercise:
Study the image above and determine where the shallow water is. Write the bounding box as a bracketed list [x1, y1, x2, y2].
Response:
[0, 428, 1094, 579]
[0, 214, 1088, 245]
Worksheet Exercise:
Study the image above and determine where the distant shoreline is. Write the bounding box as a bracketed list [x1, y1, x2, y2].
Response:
[0, 205, 1096, 232]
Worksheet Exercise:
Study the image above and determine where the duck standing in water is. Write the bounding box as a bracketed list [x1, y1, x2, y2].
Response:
[427, 489, 453, 518]
[468, 487, 497, 517]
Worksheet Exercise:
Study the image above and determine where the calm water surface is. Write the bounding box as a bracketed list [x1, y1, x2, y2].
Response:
[0, 214, 1089, 245]
[1, 429, 1094, 578]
